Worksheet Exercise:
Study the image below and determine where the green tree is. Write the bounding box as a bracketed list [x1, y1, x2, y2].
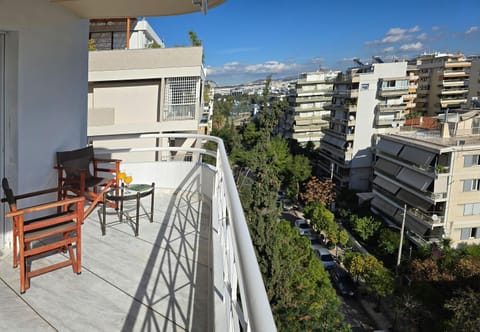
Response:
[188, 30, 202, 46]
[444, 288, 480, 332]
[304, 202, 335, 234]
[284, 154, 311, 199]
[378, 228, 400, 255]
[351, 215, 381, 242]
[188, 30, 204, 62]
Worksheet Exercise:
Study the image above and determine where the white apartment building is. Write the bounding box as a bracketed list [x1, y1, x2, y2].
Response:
[289, 71, 338, 146]
[88, 47, 206, 162]
[372, 110, 480, 247]
[318, 61, 410, 191]
[89, 18, 165, 50]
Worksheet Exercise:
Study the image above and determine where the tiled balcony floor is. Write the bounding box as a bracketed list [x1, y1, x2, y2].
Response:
[0, 188, 211, 331]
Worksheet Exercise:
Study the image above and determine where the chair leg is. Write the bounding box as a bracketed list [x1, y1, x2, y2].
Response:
[13, 232, 18, 268]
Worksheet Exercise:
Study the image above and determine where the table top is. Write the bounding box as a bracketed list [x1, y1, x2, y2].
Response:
[105, 183, 154, 201]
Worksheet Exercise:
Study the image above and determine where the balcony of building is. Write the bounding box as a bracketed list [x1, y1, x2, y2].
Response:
[439, 87, 469, 95]
[438, 79, 469, 88]
[333, 89, 359, 99]
[440, 97, 468, 107]
[294, 116, 329, 126]
[375, 116, 406, 127]
[444, 61, 471, 69]
[330, 115, 356, 127]
[292, 131, 324, 143]
[440, 69, 470, 78]
[325, 103, 357, 113]
[295, 95, 332, 103]
[0, 133, 275, 332]
[377, 102, 407, 112]
[378, 87, 409, 97]
[322, 128, 355, 141]
[319, 137, 353, 160]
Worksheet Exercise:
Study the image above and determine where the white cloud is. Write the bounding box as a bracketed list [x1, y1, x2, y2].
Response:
[417, 32, 427, 40]
[431, 26, 441, 31]
[400, 42, 423, 51]
[207, 60, 301, 76]
[465, 26, 479, 35]
[366, 25, 421, 46]
[408, 25, 421, 33]
[382, 46, 395, 53]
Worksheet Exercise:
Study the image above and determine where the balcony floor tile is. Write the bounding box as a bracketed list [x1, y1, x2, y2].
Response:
[0, 189, 211, 332]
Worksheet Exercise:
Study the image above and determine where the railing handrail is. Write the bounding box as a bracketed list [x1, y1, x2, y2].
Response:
[89, 132, 276, 332]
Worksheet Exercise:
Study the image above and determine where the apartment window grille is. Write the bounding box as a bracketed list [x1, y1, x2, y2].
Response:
[463, 179, 480, 192]
[163, 77, 199, 121]
[460, 227, 480, 240]
[464, 203, 480, 216]
[464, 155, 480, 167]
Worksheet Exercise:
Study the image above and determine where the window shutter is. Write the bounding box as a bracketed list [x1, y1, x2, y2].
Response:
[460, 228, 471, 240]
[463, 179, 473, 192]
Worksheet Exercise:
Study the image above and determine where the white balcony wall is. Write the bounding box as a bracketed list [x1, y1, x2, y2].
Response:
[0, 0, 88, 253]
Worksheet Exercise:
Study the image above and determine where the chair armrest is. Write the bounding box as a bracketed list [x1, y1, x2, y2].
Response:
[5, 197, 85, 218]
[1, 187, 58, 203]
[93, 158, 121, 163]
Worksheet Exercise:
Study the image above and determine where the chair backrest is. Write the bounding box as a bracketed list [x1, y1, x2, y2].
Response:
[56, 146, 94, 178]
[2, 178, 16, 209]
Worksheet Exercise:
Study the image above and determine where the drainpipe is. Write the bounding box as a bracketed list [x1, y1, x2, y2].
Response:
[126, 18, 131, 49]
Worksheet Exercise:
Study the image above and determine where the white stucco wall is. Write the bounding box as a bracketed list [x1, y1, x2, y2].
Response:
[0, 0, 88, 192]
[0, 0, 88, 252]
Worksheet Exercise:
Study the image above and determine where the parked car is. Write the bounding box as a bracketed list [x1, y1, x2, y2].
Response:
[295, 219, 313, 236]
[329, 267, 356, 296]
[311, 244, 336, 270]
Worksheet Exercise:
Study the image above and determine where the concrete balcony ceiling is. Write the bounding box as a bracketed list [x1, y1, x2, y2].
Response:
[52, 0, 226, 18]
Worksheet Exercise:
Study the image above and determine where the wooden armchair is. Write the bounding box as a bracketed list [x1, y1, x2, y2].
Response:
[2, 178, 84, 293]
[56, 145, 121, 218]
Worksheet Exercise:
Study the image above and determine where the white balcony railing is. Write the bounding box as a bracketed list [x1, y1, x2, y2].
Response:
[89, 133, 276, 332]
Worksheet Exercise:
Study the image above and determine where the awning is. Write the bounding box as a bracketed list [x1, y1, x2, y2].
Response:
[322, 135, 346, 148]
[399, 145, 435, 166]
[393, 210, 431, 235]
[396, 189, 433, 211]
[396, 167, 434, 191]
[376, 139, 404, 156]
[373, 176, 400, 194]
[375, 158, 402, 176]
[371, 196, 398, 217]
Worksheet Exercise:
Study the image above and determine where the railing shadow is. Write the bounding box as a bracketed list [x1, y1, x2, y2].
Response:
[121, 164, 210, 331]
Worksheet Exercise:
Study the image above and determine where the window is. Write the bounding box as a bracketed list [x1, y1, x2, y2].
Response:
[464, 155, 480, 167]
[463, 179, 480, 192]
[464, 203, 480, 216]
[460, 227, 480, 240]
[163, 77, 199, 121]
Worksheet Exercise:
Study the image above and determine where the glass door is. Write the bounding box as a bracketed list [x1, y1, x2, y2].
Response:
[0, 32, 5, 249]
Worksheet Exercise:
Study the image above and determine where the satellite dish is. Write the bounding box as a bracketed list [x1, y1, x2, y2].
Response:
[431, 214, 439, 221]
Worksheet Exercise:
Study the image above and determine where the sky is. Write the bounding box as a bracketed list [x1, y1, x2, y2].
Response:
[148, 0, 480, 86]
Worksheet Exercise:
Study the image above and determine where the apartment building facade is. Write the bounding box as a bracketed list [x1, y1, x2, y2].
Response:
[372, 111, 480, 247]
[88, 47, 206, 161]
[288, 71, 337, 146]
[415, 53, 480, 115]
[318, 61, 410, 191]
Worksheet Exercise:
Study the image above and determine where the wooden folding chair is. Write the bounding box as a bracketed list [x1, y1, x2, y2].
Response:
[2, 178, 84, 293]
[56, 145, 121, 218]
